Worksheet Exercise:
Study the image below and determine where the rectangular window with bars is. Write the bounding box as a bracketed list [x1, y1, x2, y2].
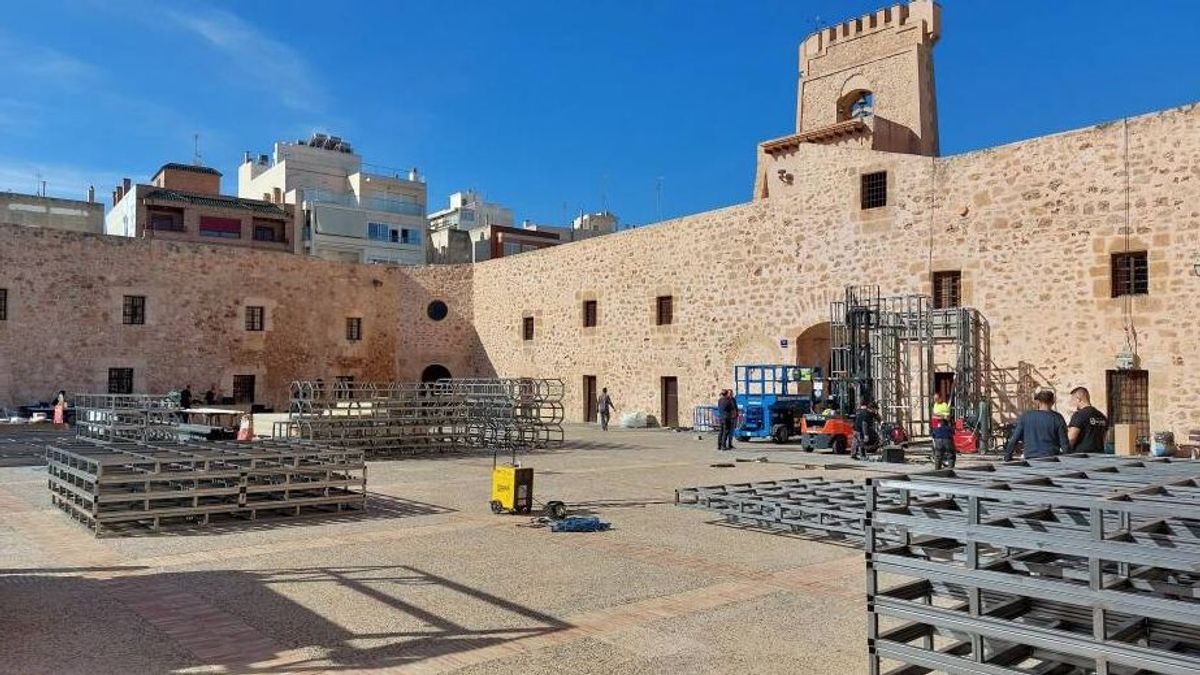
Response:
[582, 300, 597, 328]
[245, 306, 265, 331]
[107, 368, 133, 394]
[122, 295, 146, 325]
[932, 271, 962, 309]
[1107, 369, 1149, 445]
[861, 171, 887, 209]
[0, 288, 6, 321]
[345, 317, 362, 341]
[656, 295, 674, 326]
[1111, 251, 1148, 297]
[233, 374, 256, 404]
[523, 316, 535, 341]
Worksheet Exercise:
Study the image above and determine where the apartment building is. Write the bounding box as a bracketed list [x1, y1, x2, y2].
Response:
[104, 163, 298, 252]
[239, 134, 427, 265]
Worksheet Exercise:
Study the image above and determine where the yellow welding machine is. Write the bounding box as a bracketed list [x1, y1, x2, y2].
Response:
[490, 464, 534, 514]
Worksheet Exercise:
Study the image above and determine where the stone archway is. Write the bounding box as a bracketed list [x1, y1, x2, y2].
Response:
[421, 364, 452, 382]
[795, 323, 832, 375]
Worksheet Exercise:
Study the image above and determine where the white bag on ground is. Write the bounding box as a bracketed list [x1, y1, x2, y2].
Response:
[619, 411, 648, 428]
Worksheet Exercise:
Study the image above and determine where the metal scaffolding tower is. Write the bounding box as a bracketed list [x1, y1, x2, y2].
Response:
[830, 286, 990, 440]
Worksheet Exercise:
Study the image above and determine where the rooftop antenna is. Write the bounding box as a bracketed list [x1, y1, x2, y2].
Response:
[35, 171, 44, 196]
[600, 173, 608, 213]
[193, 133, 202, 166]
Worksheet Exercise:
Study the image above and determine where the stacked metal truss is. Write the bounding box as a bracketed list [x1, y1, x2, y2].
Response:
[830, 286, 991, 441]
[866, 454, 1200, 674]
[46, 437, 366, 536]
[73, 393, 180, 442]
[675, 477, 886, 542]
[280, 378, 564, 457]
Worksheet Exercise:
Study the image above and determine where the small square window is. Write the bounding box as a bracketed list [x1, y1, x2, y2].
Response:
[346, 317, 363, 341]
[233, 374, 256, 404]
[932, 271, 961, 309]
[107, 368, 134, 394]
[861, 171, 887, 209]
[0, 288, 7, 321]
[522, 316, 535, 341]
[582, 300, 598, 328]
[1111, 251, 1148, 297]
[245, 306, 265, 331]
[122, 295, 146, 325]
[656, 295, 674, 326]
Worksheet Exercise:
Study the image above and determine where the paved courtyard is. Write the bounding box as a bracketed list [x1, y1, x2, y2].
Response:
[0, 424, 910, 674]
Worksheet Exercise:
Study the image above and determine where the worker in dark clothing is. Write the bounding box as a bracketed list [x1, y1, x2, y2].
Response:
[851, 401, 880, 460]
[597, 387, 616, 431]
[180, 385, 193, 410]
[1004, 390, 1070, 461]
[1067, 386, 1108, 453]
[717, 389, 738, 451]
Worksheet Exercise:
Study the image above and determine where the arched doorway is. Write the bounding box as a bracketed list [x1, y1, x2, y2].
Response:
[421, 364, 452, 382]
[795, 323, 832, 375]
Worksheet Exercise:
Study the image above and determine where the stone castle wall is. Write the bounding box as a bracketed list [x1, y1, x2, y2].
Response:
[471, 103, 1200, 438]
[0, 227, 480, 409]
[1, 105, 1197, 439]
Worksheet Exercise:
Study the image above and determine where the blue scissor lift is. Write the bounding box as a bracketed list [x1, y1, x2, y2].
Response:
[732, 364, 824, 444]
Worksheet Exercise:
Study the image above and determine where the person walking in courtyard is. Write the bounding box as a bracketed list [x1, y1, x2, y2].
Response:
[1003, 390, 1070, 461]
[717, 389, 738, 451]
[597, 387, 616, 431]
[52, 390, 67, 426]
[931, 391, 955, 470]
[1067, 386, 1108, 453]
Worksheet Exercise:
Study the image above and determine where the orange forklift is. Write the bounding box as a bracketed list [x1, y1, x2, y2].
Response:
[797, 399, 856, 454]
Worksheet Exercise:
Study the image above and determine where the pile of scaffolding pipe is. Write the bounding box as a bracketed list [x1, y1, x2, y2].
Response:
[280, 378, 564, 457]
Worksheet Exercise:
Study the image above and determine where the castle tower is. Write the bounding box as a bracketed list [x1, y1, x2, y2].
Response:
[795, 1, 941, 156]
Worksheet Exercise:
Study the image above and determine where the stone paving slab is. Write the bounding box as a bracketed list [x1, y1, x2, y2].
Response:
[0, 425, 886, 674]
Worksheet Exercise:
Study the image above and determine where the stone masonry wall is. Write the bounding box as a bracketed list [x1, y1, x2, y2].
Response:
[1, 105, 1197, 441]
[471, 103, 1200, 439]
[0, 227, 481, 409]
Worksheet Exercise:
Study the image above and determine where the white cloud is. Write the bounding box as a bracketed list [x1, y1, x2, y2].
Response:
[162, 7, 325, 113]
[0, 33, 100, 84]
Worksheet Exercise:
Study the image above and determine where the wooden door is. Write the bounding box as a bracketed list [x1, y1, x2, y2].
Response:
[583, 376, 598, 423]
[661, 376, 679, 428]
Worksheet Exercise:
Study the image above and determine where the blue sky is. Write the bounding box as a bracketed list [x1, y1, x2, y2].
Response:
[2, 1, 1198, 227]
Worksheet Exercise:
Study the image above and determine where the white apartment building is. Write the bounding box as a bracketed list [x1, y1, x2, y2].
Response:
[239, 134, 427, 265]
[427, 191, 513, 232]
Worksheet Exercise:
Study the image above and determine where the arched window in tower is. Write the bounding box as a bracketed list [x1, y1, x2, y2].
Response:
[837, 90, 874, 122]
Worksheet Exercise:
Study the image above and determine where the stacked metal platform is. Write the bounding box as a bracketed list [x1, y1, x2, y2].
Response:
[867, 454, 1200, 674]
[74, 393, 180, 442]
[675, 477, 886, 542]
[278, 378, 564, 457]
[46, 437, 366, 536]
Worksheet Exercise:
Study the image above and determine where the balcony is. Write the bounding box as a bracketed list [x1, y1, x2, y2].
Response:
[305, 189, 425, 217]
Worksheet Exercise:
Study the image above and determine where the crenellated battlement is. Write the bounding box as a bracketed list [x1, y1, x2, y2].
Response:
[801, 1, 940, 76]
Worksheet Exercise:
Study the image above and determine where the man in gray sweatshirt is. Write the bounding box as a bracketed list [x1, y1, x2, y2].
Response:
[1004, 389, 1071, 461]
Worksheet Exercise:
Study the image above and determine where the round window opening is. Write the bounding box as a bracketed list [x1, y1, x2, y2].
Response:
[427, 300, 448, 321]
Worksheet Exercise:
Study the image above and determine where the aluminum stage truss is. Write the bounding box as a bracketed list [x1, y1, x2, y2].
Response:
[830, 286, 991, 441]
[46, 437, 366, 536]
[675, 477, 885, 542]
[866, 454, 1200, 675]
[279, 378, 565, 457]
[73, 393, 180, 442]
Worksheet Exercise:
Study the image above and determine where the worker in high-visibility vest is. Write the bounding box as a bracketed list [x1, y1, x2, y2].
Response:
[932, 391, 954, 469]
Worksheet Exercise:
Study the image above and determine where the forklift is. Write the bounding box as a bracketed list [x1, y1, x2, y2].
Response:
[489, 443, 568, 519]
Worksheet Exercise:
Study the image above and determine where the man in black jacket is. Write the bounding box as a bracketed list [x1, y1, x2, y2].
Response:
[717, 390, 738, 451]
[1004, 390, 1070, 461]
[851, 400, 880, 460]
